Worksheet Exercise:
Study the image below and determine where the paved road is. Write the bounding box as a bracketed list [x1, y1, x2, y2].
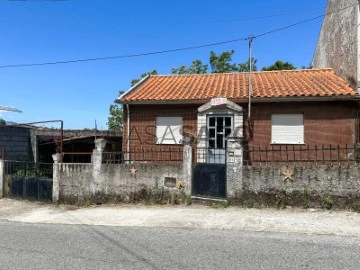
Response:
[0, 221, 359, 270]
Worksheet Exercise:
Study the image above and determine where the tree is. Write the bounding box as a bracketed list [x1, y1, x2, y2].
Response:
[130, 70, 158, 87]
[238, 57, 258, 72]
[108, 70, 158, 130]
[209, 50, 239, 73]
[301, 63, 313, 69]
[172, 60, 208, 74]
[261, 60, 296, 71]
[0, 118, 5, 126]
[172, 50, 242, 75]
[107, 90, 124, 131]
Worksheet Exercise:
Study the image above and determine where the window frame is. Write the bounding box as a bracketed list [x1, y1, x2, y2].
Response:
[271, 114, 304, 144]
[155, 116, 183, 145]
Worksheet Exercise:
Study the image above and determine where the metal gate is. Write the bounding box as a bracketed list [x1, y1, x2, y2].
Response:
[192, 148, 227, 199]
[4, 161, 53, 202]
[192, 115, 231, 199]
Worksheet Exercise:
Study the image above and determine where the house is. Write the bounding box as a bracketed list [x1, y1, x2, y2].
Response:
[312, 0, 360, 90]
[117, 69, 359, 163]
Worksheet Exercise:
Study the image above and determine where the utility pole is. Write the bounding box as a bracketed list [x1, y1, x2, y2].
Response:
[248, 35, 254, 121]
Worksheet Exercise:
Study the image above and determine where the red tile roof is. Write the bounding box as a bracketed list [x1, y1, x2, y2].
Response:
[120, 69, 358, 103]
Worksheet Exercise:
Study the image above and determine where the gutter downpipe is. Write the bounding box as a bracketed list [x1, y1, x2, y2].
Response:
[115, 75, 151, 164]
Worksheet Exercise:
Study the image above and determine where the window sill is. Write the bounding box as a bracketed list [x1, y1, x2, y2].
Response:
[270, 143, 305, 145]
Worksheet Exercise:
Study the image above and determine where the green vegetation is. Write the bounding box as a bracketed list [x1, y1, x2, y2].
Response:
[262, 60, 296, 71]
[324, 195, 333, 210]
[107, 90, 124, 131]
[185, 195, 192, 206]
[210, 200, 229, 209]
[276, 193, 287, 209]
[303, 187, 309, 209]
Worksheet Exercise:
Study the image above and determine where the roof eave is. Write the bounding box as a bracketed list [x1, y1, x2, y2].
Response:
[119, 95, 360, 105]
[249, 95, 360, 102]
[115, 75, 151, 104]
[119, 99, 214, 105]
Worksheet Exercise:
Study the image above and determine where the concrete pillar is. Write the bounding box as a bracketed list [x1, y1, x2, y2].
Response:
[226, 133, 243, 198]
[92, 138, 107, 194]
[30, 129, 38, 162]
[182, 140, 193, 196]
[52, 153, 61, 203]
[0, 160, 4, 198]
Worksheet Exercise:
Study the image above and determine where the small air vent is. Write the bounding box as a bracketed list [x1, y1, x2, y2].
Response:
[164, 177, 176, 188]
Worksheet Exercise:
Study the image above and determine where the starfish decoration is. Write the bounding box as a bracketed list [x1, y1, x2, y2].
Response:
[176, 180, 184, 190]
[282, 169, 294, 182]
[130, 166, 137, 176]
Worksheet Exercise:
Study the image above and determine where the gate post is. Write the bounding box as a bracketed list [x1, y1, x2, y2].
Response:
[182, 137, 193, 196]
[0, 159, 4, 198]
[226, 133, 243, 198]
[52, 153, 61, 203]
[91, 138, 107, 195]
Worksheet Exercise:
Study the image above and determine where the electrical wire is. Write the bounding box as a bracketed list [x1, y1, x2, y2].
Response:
[0, 38, 248, 68]
[253, 3, 357, 39]
[0, 2, 356, 69]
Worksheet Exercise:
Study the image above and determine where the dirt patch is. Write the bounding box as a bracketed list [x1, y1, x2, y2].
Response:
[1, 198, 360, 236]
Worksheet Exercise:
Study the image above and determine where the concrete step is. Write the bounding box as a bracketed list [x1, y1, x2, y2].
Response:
[191, 196, 228, 206]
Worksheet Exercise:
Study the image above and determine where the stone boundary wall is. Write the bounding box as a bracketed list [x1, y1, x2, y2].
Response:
[2, 137, 358, 209]
[229, 165, 360, 209]
[52, 139, 192, 205]
[56, 162, 184, 205]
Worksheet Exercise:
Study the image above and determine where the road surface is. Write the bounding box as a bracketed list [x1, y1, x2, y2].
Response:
[0, 221, 359, 270]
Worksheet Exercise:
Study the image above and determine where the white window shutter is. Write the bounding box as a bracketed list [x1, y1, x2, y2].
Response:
[156, 117, 183, 144]
[271, 114, 304, 144]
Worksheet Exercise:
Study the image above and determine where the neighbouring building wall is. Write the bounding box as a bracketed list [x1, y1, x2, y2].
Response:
[0, 126, 33, 161]
[312, 0, 359, 89]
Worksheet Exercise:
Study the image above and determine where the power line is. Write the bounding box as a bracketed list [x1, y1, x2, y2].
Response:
[253, 3, 357, 39]
[0, 3, 357, 69]
[253, 14, 325, 39]
[0, 38, 248, 68]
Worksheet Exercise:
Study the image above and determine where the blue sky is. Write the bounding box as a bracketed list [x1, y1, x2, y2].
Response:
[0, 0, 327, 130]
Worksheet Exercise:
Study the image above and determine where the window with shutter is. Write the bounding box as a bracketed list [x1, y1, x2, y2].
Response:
[156, 117, 183, 144]
[271, 114, 304, 144]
